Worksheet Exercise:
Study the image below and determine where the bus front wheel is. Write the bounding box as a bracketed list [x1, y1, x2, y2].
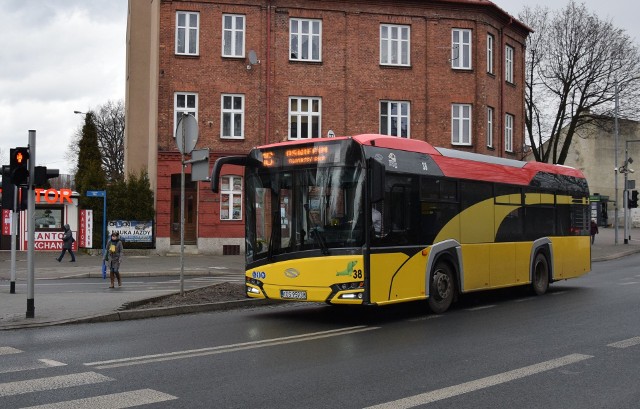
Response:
[428, 261, 455, 314]
[531, 253, 550, 296]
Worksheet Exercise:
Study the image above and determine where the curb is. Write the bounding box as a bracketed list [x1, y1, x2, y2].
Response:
[0, 298, 279, 331]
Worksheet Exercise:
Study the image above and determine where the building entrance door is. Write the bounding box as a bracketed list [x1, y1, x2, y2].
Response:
[170, 174, 197, 245]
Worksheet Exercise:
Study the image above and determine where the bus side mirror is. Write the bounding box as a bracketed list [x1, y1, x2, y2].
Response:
[369, 158, 385, 203]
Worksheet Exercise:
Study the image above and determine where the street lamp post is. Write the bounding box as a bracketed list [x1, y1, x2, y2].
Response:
[623, 140, 640, 244]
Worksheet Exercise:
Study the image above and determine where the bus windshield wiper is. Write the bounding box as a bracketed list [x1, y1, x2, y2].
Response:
[304, 204, 329, 255]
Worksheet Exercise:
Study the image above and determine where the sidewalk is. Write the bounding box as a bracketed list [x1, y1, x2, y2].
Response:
[0, 251, 246, 330]
[1, 228, 639, 330]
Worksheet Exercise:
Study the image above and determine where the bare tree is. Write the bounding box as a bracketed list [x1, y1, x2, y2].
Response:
[67, 99, 125, 181]
[520, 1, 640, 164]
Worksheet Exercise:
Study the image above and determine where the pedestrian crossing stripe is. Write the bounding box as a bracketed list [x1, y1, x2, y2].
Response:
[19, 388, 178, 408]
[0, 347, 22, 355]
[0, 371, 113, 397]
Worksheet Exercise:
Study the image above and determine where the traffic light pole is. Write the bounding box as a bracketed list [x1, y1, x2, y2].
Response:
[26, 130, 36, 318]
[10, 185, 18, 294]
[623, 140, 640, 245]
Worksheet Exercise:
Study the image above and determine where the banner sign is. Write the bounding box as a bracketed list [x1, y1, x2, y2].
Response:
[2, 209, 10, 236]
[107, 220, 153, 243]
[79, 209, 93, 248]
[27, 231, 77, 251]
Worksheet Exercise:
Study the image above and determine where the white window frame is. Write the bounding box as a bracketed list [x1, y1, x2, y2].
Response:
[380, 24, 410, 66]
[288, 97, 321, 140]
[505, 45, 514, 83]
[451, 29, 472, 70]
[487, 34, 494, 74]
[380, 101, 410, 138]
[505, 113, 514, 152]
[220, 175, 243, 221]
[290, 18, 322, 62]
[452, 104, 472, 145]
[174, 92, 198, 136]
[175, 11, 199, 55]
[487, 107, 494, 148]
[222, 14, 245, 58]
[221, 94, 244, 139]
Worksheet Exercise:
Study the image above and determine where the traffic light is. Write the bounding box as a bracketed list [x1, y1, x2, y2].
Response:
[33, 166, 59, 187]
[9, 147, 30, 186]
[1, 165, 14, 209]
[630, 190, 639, 209]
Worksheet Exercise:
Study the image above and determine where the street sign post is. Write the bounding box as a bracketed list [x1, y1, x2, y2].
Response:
[175, 113, 199, 296]
[86, 190, 107, 264]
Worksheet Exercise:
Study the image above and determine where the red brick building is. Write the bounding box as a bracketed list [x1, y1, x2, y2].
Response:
[125, 0, 530, 254]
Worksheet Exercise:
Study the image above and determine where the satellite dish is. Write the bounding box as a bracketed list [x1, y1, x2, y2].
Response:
[248, 50, 259, 65]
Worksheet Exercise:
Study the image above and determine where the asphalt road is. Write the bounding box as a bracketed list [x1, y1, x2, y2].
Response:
[1, 254, 639, 408]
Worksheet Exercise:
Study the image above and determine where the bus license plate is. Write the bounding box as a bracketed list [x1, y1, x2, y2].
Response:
[281, 290, 307, 300]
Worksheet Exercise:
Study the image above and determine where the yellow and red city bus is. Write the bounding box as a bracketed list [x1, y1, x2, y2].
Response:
[211, 134, 590, 313]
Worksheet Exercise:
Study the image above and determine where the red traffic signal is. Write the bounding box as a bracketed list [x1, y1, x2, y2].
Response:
[10, 147, 30, 186]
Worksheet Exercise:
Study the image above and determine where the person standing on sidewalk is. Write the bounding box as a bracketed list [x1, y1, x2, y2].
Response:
[56, 224, 76, 262]
[590, 219, 599, 244]
[104, 232, 124, 288]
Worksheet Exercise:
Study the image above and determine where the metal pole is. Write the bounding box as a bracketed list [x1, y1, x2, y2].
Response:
[614, 80, 620, 244]
[103, 194, 107, 255]
[10, 185, 17, 294]
[180, 154, 185, 296]
[26, 130, 36, 318]
[179, 113, 186, 296]
[624, 142, 629, 244]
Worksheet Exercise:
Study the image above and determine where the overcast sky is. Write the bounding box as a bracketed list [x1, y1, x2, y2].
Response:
[0, 0, 126, 174]
[0, 0, 637, 175]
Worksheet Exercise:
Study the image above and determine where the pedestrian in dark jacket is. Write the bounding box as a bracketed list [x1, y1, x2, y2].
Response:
[56, 224, 76, 262]
[104, 232, 124, 288]
[590, 219, 599, 244]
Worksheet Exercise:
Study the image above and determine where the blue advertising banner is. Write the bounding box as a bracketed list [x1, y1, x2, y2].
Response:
[107, 220, 153, 243]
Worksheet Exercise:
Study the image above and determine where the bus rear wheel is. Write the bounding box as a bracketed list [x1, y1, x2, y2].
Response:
[531, 253, 549, 295]
[428, 261, 455, 314]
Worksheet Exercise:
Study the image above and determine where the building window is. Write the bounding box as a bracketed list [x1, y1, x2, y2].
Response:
[487, 107, 494, 148]
[380, 24, 410, 66]
[222, 14, 245, 58]
[452, 29, 472, 69]
[487, 34, 494, 74]
[176, 11, 199, 55]
[505, 45, 514, 83]
[220, 175, 242, 221]
[221, 94, 244, 139]
[452, 104, 472, 145]
[290, 18, 321, 62]
[289, 97, 321, 139]
[380, 101, 410, 138]
[174, 92, 198, 135]
[505, 113, 514, 152]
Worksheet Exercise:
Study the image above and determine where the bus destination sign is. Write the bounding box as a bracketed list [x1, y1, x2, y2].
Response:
[261, 143, 342, 168]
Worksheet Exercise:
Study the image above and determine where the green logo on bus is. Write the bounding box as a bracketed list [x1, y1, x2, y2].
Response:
[336, 260, 357, 276]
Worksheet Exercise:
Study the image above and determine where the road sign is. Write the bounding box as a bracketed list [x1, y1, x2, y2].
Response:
[189, 148, 210, 181]
[86, 190, 106, 198]
[175, 113, 198, 155]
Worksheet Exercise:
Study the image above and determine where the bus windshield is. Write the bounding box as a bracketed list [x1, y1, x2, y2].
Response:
[245, 166, 365, 263]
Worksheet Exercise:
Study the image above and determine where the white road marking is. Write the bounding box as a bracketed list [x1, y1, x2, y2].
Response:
[20, 388, 178, 409]
[0, 372, 113, 397]
[364, 354, 593, 409]
[550, 291, 567, 295]
[0, 359, 67, 375]
[0, 346, 22, 355]
[466, 305, 496, 311]
[38, 359, 67, 367]
[85, 326, 378, 369]
[407, 315, 443, 322]
[607, 336, 640, 349]
[618, 281, 640, 285]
